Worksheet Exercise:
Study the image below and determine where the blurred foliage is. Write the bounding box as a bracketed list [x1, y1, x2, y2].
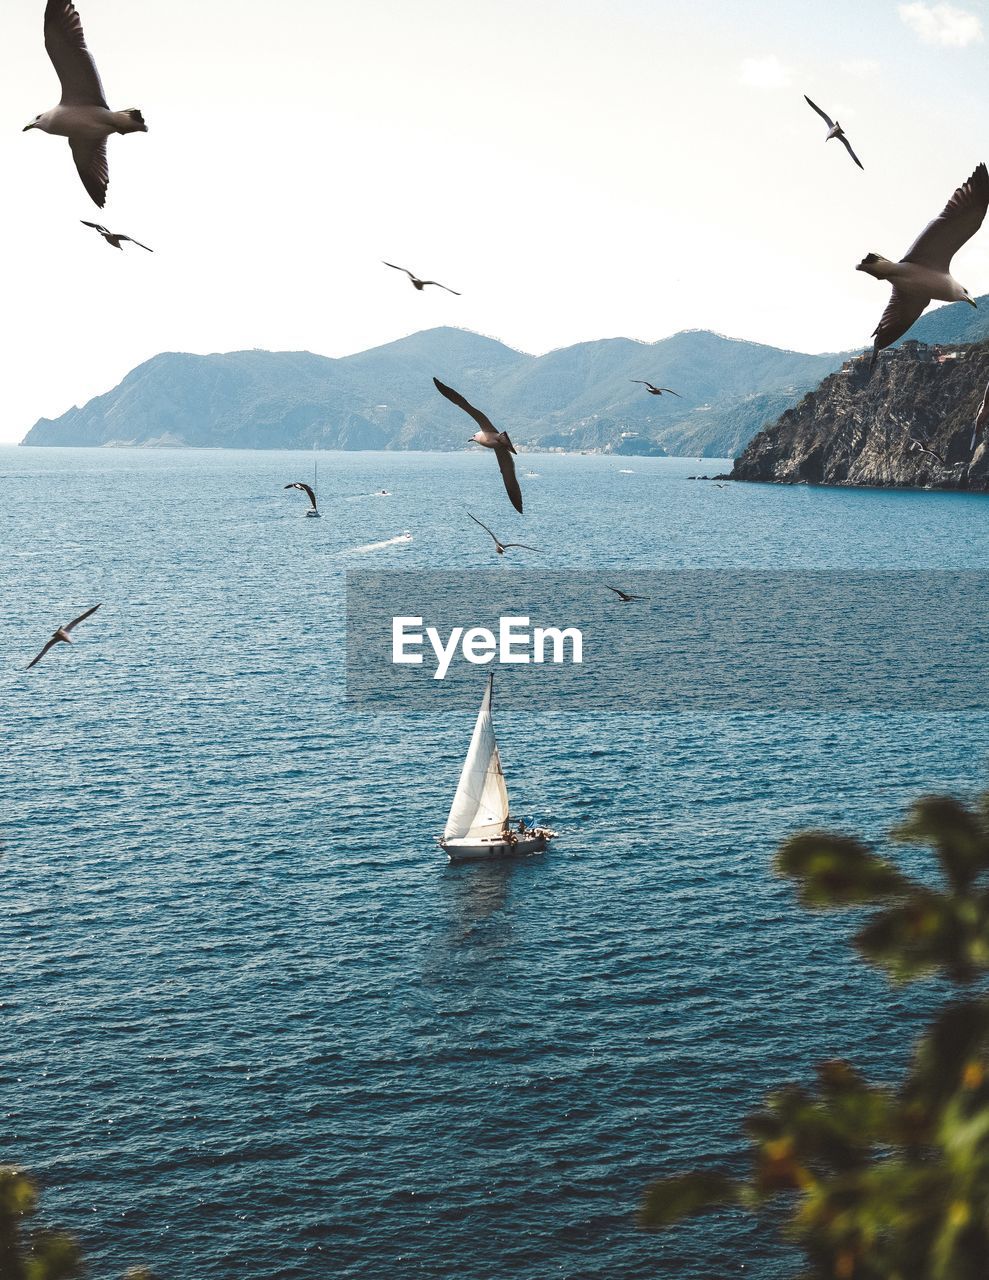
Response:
[0, 1166, 154, 1280]
[641, 789, 989, 1279]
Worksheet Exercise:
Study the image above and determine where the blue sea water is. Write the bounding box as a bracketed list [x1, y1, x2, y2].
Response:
[3, 446, 989, 1279]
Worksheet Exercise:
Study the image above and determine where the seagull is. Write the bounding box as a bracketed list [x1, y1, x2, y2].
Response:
[857, 163, 989, 369]
[907, 438, 946, 466]
[631, 381, 681, 397]
[972, 382, 989, 451]
[433, 377, 523, 513]
[284, 481, 319, 515]
[24, 0, 147, 208]
[467, 512, 541, 556]
[26, 604, 101, 670]
[81, 220, 152, 252]
[803, 96, 864, 170]
[382, 262, 460, 295]
[605, 585, 649, 603]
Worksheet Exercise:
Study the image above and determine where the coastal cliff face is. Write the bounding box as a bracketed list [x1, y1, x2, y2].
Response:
[731, 341, 989, 491]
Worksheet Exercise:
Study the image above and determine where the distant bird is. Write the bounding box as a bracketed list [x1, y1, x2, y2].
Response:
[857, 163, 989, 369]
[907, 438, 946, 466]
[631, 381, 681, 397]
[713, 482, 728, 488]
[972, 382, 989, 451]
[383, 262, 460, 295]
[81, 220, 151, 251]
[433, 377, 523, 513]
[605, 585, 649, 603]
[803, 96, 864, 170]
[24, 0, 148, 208]
[27, 603, 101, 670]
[284, 481, 319, 515]
[467, 511, 541, 556]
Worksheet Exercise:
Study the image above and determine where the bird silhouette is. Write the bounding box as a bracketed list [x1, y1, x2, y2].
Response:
[81, 220, 151, 251]
[857, 163, 989, 368]
[605, 585, 649, 603]
[631, 381, 681, 397]
[383, 262, 460, 294]
[467, 512, 541, 556]
[24, 0, 148, 208]
[284, 481, 319, 515]
[803, 95, 864, 170]
[433, 377, 524, 513]
[27, 603, 101, 669]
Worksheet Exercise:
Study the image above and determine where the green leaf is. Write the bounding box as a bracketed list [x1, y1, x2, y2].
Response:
[855, 893, 982, 984]
[24, 1231, 83, 1280]
[776, 832, 912, 908]
[894, 796, 989, 891]
[639, 1171, 738, 1229]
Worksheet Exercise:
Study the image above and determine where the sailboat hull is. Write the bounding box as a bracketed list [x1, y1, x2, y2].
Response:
[439, 830, 556, 863]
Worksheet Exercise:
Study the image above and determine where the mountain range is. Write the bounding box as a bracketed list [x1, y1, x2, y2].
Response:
[22, 297, 989, 457]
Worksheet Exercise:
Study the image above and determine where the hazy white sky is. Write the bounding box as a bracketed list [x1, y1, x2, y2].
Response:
[2, 0, 989, 442]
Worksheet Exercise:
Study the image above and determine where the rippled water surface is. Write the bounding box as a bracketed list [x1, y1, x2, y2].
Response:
[4, 447, 989, 1278]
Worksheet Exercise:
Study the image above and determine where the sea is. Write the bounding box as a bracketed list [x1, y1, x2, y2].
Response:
[4, 445, 989, 1279]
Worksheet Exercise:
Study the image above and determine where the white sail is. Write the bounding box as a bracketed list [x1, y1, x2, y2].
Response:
[444, 676, 510, 840]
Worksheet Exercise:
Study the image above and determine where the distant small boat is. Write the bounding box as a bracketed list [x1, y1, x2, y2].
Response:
[308, 452, 322, 518]
[438, 675, 556, 863]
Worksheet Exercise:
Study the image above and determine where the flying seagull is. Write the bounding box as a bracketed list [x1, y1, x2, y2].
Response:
[972, 381, 989, 451]
[382, 262, 460, 295]
[467, 511, 541, 556]
[803, 96, 864, 170]
[631, 381, 681, 397]
[433, 377, 523, 513]
[907, 438, 946, 466]
[857, 163, 989, 369]
[24, 0, 147, 208]
[27, 603, 101, 670]
[284, 481, 319, 515]
[605, 585, 649, 603]
[81, 220, 152, 252]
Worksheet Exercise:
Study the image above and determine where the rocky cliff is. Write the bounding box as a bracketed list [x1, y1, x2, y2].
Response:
[731, 340, 989, 491]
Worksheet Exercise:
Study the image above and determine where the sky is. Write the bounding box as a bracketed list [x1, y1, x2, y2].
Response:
[2, 0, 989, 442]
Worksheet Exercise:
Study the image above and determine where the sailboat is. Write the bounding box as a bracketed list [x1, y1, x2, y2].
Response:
[438, 675, 556, 862]
[306, 450, 321, 518]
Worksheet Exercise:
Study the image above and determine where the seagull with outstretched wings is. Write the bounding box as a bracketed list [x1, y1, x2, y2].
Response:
[467, 512, 541, 556]
[81, 220, 152, 251]
[433, 378, 524, 513]
[631, 381, 681, 397]
[907, 438, 946, 466]
[27, 604, 101, 670]
[284, 481, 319, 514]
[383, 262, 460, 295]
[605, 586, 649, 603]
[857, 163, 988, 368]
[804, 95, 864, 170]
[23, 0, 147, 208]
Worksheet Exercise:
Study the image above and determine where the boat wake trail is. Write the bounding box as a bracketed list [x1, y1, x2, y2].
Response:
[344, 533, 413, 555]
